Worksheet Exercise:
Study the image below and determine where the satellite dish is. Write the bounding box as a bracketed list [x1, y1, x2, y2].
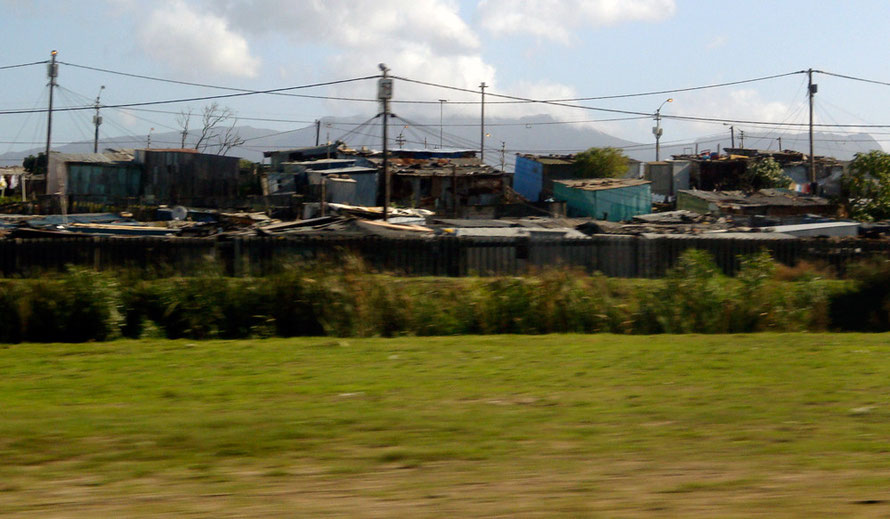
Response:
[171, 205, 188, 221]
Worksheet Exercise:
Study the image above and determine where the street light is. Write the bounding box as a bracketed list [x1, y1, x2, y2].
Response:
[653, 98, 672, 161]
[438, 99, 447, 149]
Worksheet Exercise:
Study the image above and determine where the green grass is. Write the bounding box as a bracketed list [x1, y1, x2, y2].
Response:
[3, 334, 890, 517]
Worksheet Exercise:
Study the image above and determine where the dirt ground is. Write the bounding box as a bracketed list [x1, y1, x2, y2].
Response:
[4, 459, 890, 518]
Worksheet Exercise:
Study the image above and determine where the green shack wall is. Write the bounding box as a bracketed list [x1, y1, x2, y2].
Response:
[553, 182, 651, 221]
[67, 163, 143, 203]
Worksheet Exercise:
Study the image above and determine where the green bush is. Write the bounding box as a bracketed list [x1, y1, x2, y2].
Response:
[830, 258, 890, 331]
[0, 281, 23, 343]
[0, 254, 857, 342]
[21, 268, 122, 342]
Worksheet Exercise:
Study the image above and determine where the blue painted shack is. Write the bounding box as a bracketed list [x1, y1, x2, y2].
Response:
[514, 154, 579, 202]
[553, 178, 651, 221]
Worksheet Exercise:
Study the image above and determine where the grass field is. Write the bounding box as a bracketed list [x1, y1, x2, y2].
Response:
[2, 334, 890, 517]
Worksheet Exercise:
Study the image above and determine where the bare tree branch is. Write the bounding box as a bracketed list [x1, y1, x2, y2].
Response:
[176, 108, 192, 148]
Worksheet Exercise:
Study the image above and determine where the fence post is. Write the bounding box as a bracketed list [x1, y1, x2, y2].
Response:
[93, 236, 101, 270]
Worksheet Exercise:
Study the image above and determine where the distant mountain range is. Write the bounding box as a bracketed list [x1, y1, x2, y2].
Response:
[1, 114, 883, 169]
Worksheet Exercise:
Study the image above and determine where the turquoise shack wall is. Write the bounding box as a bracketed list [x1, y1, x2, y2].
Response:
[67, 163, 143, 202]
[553, 182, 651, 221]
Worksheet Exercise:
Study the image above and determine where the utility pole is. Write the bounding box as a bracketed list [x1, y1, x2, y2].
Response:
[38, 49, 59, 202]
[147, 128, 154, 149]
[653, 98, 672, 161]
[378, 64, 393, 221]
[500, 141, 506, 172]
[315, 119, 321, 146]
[726, 125, 735, 149]
[479, 82, 487, 163]
[777, 137, 782, 151]
[739, 130, 745, 149]
[92, 85, 105, 153]
[808, 68, 817, 183]
[438, 99, 446, 149]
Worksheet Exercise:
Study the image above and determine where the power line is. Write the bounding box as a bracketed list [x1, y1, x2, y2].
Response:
[818, 70, 890, 88]
[0, 75, 381, 115]
[394, 74, 890, 128]
[0, 60, 48, 71]
[534, 70, 807, 102]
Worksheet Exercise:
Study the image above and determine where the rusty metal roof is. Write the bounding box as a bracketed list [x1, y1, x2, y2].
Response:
[555, 178, 650, 191]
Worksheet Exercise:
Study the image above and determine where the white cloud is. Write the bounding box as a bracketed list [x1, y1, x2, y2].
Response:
[210, 0, 497, 116]
[216, 0, 479, 54]
[136, 0, 260, 78]
[478, 0, 677, 43]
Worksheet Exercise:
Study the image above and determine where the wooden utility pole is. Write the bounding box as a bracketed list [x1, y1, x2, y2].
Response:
[93, 85, 104, 153]
[45, 50, 57, 168]
[479, 82, 487, 163]
[807, 68, 817, 183]
[34, 50, 59, 202]
[378, 64, 393, 221]
[451, 165, 458, 218]
[320, 173, 326, 217]
[315, 119, 321, 146]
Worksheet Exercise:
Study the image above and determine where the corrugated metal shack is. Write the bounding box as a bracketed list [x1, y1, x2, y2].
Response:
[389, 159, 507, 213]
[46, 150, 136, 199]
[644, 160, 691, 202]
[553, 178, 652, 221]
[263, 142, 343, 170]
[514, 154, 578, 202]
[515, 153, 642, 202]
[135, 149, 240, 208]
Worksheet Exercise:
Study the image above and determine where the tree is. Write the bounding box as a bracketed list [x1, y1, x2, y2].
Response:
[178, 103, 245, 155]
[176, 109, 192, 148]
[573, 147, 628, 179]
[842, 150, 890, 221]
[22, 152, 47, 174]
[742, 157, 792, 190]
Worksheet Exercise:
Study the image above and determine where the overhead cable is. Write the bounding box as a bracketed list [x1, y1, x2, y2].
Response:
[0, 75, 381, 115]
[0, 60, 49, 71]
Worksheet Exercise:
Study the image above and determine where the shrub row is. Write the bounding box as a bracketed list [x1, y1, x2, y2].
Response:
[0, 250, 872, 343]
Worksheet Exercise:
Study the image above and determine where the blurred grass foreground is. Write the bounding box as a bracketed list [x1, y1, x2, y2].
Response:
[3, 334, 890, 517]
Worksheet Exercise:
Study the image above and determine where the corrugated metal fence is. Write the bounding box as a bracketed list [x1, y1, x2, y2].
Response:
[1, 234, 889, 278]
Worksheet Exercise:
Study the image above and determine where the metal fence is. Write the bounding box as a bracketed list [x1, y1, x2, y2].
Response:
[1, 234, 889, 278]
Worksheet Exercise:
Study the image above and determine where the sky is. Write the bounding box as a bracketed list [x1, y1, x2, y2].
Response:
[2, 0, 890, 163]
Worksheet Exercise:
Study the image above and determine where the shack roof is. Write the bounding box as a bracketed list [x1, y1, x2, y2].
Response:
[308, 166, 377, 175]
[554, 178, 650, 191]
[679, 189, 830, 208]
[263, 141, 342, 158]
[284, 158, 356, 167]
[52, 150, 135, 164]
[391, 160, 505, 177]
[517, 153, 576, 165]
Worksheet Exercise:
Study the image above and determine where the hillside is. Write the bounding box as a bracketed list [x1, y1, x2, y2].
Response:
[0, 115, 883, 168]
